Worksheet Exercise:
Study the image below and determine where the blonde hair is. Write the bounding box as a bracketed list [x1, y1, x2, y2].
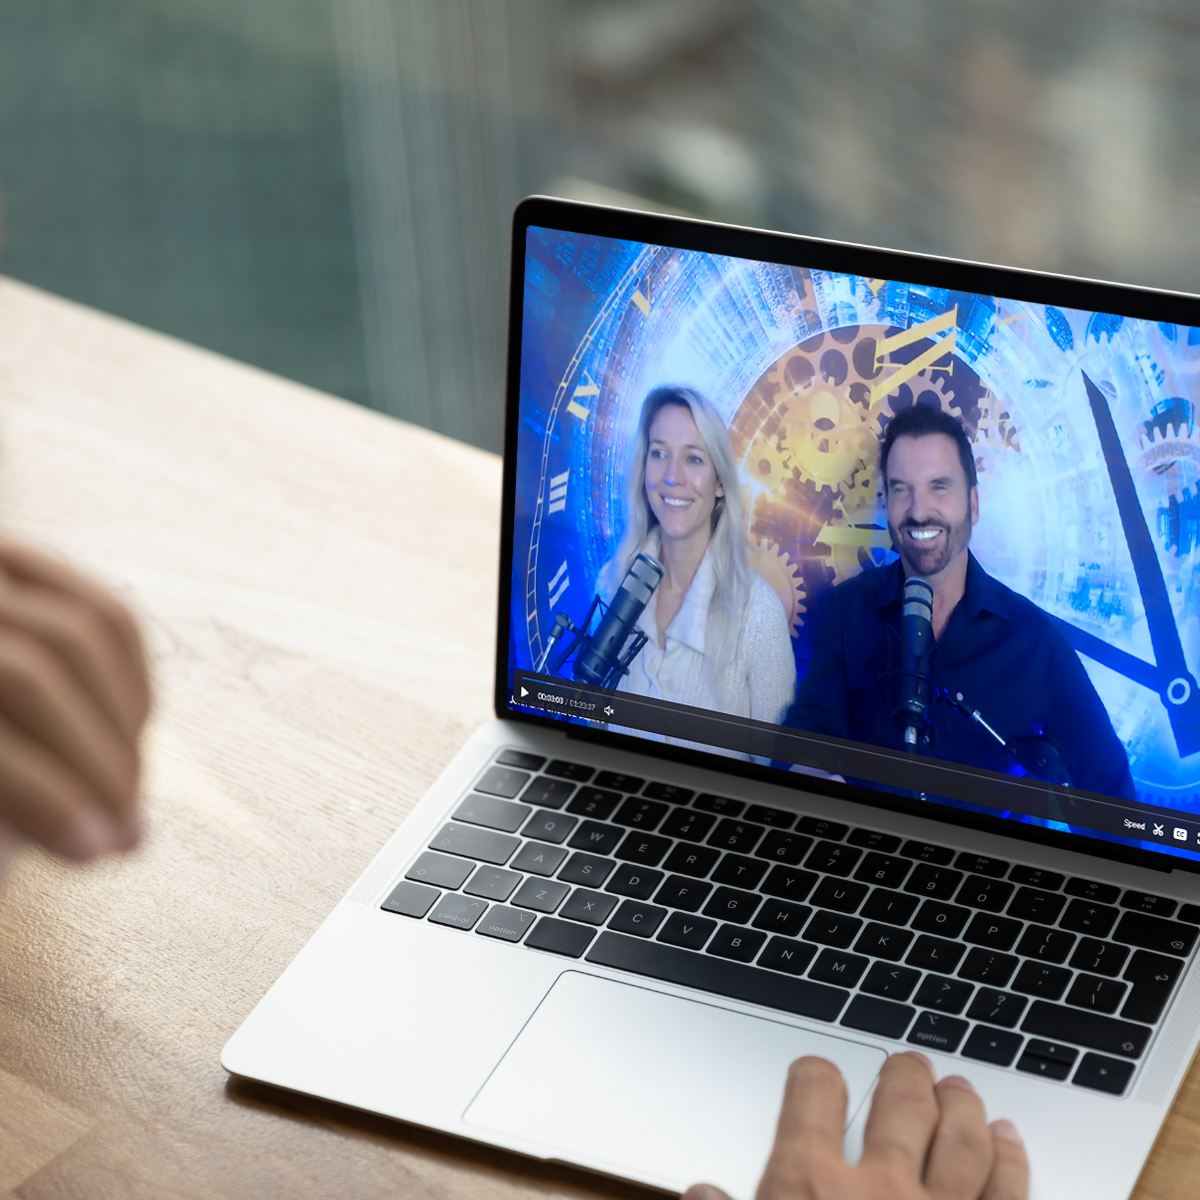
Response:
[602, 386, 753, 703]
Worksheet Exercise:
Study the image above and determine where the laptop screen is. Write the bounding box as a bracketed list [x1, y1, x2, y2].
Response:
[501, 201, 1200, 869]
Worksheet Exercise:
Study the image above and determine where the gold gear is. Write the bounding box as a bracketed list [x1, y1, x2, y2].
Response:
[743, 434, 794, 495]
[777, 386, 877, 491]
[750, 539, 807, 636]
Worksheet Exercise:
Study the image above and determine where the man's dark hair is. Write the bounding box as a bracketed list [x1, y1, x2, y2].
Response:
[880, 402, 978, 490]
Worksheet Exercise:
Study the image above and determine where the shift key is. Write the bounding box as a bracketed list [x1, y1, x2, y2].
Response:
[429, 823, 520, 865]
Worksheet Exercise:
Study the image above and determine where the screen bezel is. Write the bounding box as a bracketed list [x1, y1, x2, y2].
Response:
[495, 194, 1200, 876]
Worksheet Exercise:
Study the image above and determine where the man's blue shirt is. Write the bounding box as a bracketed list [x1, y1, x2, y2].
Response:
[784, 553, 1137, 802]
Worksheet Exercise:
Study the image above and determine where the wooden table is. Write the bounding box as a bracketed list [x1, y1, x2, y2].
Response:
[0, 276, 1194, 1199]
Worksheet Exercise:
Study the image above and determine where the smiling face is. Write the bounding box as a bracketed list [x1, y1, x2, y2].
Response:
[644, 403, 724, 549]
[884, 431, 978, 580]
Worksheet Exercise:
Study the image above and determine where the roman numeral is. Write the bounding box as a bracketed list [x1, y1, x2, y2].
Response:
[548, 559, 570, 608]
[548, 470, 569, 514]
[871, 308, 958, 403]
[567, 373, 598, 420]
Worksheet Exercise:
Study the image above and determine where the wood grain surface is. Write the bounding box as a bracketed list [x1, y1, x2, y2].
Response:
[0, 275, 1193, 1198]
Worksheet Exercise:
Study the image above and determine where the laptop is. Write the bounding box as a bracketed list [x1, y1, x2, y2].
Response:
[223, 197, 1200, 1200]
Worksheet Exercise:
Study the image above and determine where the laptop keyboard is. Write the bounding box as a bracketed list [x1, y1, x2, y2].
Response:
[382, 750, 1200, 1098]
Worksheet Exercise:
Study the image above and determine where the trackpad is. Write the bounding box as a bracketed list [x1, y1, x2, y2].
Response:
[464, 971, 886, 1199]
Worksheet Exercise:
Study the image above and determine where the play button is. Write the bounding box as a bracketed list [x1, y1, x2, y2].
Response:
[520, 686, 529, 698]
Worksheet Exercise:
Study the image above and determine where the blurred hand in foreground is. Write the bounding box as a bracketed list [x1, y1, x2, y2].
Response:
[0, 542, 149, 868]
[684, 1052, 1028, 1200]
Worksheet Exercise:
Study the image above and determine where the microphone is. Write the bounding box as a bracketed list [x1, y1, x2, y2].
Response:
[895, 577, 934, 751]
[573, 553, 663, 687]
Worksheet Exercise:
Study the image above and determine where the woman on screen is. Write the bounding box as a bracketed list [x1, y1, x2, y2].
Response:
[600, 386, 795, 743]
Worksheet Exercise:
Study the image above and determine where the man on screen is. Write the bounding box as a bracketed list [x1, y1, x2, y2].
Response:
[784, 402, 1136, 802]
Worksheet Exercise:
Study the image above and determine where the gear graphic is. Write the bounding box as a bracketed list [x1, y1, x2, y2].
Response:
[751, 539, 807, 636]
[743, 434, 795, 495]
[777, 386, 877, 491]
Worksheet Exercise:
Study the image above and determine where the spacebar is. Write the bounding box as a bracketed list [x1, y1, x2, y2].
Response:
[585, 932, 849, 1022]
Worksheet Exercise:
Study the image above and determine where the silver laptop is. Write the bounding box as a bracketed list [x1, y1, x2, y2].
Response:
[223, 198, 1200, 1199]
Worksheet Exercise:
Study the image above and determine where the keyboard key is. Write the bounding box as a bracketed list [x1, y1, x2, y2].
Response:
[521, 809, 578, 844]
[810, 948, 868, 988]
[1065, 973, 1127, 1015]
[429, 823, 519, 865]
[464, 866, 521, 901]
[1015, 926, 1075, 964]
[428, 893, 488, 930]
[526, 916, 594, 958]
[1023, 1000, 1151, 1058]
[1017, 1041, 1076, 1080]
[654, 875, 713, 912]
[496, 749, 545, 771]
[1120, 890, 1177, 917]
[567, 788, 622, 820]
[1069, 937, 1128, 977]
[712, 853, 770, 890]
[693, 793, 743, 815]
[521, 776, 575, 810]
[805, 842, 862, 876]
[558, 852, 616, 887]
[841, 994, 914, 1039]
[954, 852, 1010, 878]
[1009, 866, 1064, 890]
[476, 905, 536, 942]
[1113, 911, 1198, 956]
[474, 765, 530, 799]
[745, 805, 796, 828]
[912, 900, 970, 939]
[900, 840, 955, 865]
[545, 759, 594, 782]
[708, 924, 768, 963]
[904, 864, 963, 900]
[605, 863, 664, 900]
[958, 948, 1018, 988]
[644, 781, 694, 804]
[758, 937, 817, 976]
[854, 852, 911, 890]
[512, 877, 570, 913]
[568, 820, 623, 856]
[848, 829, 902, 853]
[861, 888, 920, 926]
[761, 865, 820, 902]
[612, 798, 668, 830]
[658, 807, 717, 843]
[1073, 1053, 1135, 1095]
[511, 842, 568, 876]
[751, 898, 813, 938]
[593, 770, 643, 792]
[614, 831, 672, 866]
[382, 879, 439, 918]
[861, 961, 921, 1000]
[560, 888, 618, 925]
[405, 851, 472, 890]
[663, 843, 720, 878]
[1059, 899, 1119, 938]
[1121, 950, 1183, 1023]
[907, 1012, 968, 1053]
[968, 988, 1027, 1029]
[962, 1026, 1023, 1066]
[586, 931, 850, 1022]
[658, 912, 717, 950]
[914, 975, 974, 1014]
[1179, 903, 1200, 926]
[755, 830, 814, 865]
[708, 819, 765, 853]
[702, 886, 762, 925]
[1065, 877, 1121, 904]
[609, 900, 667, 938]
[805, 910, 863, 949]
[1007, 887, 1066, 924]
[797, 816, 849, 840]
[906, 935, 965, 974]
[854, 923, 914, 962]
[955, 875, 1014, 913]
[1013, 961, 1072, 1000]
[810, 878, 869, 914]
[963, 912, 1021, 951]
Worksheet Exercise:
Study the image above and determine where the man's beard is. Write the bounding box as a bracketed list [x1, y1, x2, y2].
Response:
[890, 515, 971, 578]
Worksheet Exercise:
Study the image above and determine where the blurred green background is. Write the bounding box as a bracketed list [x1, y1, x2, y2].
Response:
[3, 0, 1199, 452]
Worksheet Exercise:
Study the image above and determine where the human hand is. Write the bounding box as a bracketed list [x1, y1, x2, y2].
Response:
[683, 1052, 1028, 1200]
[0, 542, 150, 863]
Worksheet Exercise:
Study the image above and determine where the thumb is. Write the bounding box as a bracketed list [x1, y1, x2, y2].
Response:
[682, 1186, 733, 1200]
